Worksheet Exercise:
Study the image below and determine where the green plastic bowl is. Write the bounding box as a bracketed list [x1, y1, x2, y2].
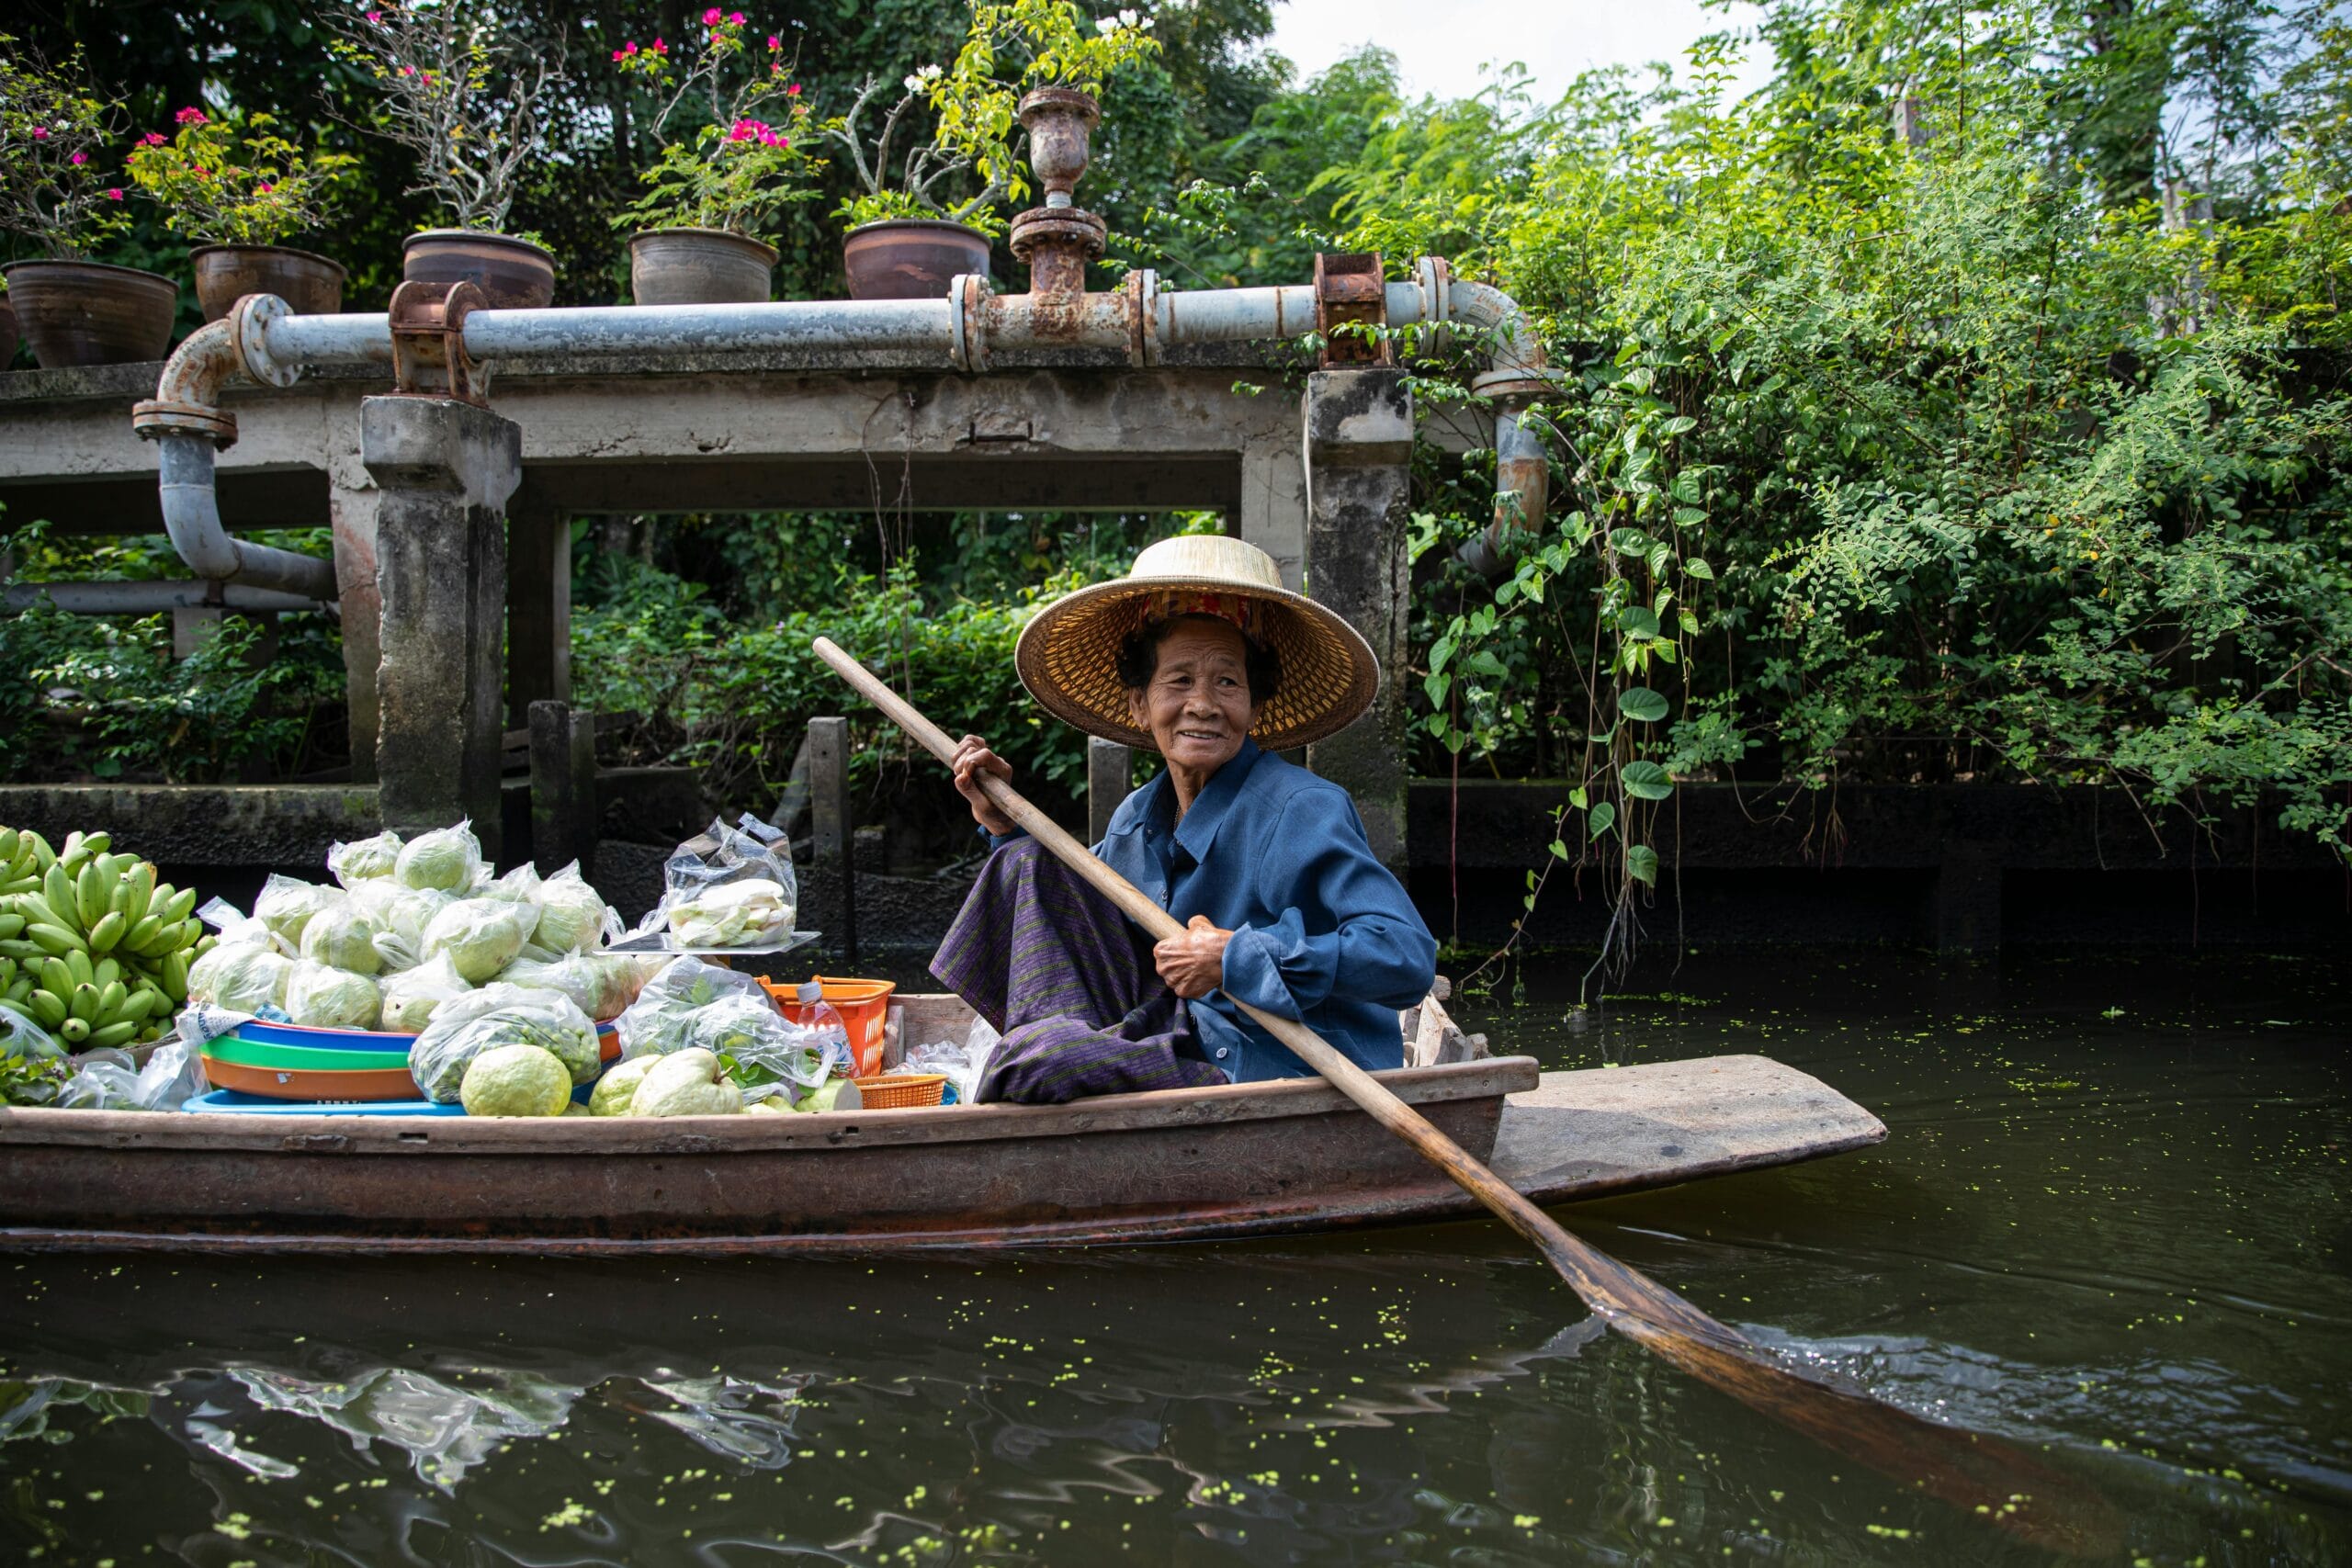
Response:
[202, 1034, 418, 1073]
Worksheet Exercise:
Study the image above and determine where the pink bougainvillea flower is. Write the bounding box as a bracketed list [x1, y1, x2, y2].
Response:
[703, 7, 721, 23]
[366, 9, 383, 21]
[176, 107, 208, 125]
[29, 126, 49, 141]
[767, 34, 781, 49]
[140, 131, 167, 146]
[729, 12, 746, 24]
[105, 187, 123, 201]
[651, 38, 667, 53]
[785, 81, 801, 96]
[255, 182, 274, 194]
[69, 151, 87, 165]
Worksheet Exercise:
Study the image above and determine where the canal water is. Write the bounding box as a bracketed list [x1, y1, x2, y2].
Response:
[0, 951, 2343, 1564]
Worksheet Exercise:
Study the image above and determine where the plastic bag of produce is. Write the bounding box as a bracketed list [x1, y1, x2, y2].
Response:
[532, 862, 621, 954]
[422, 898, 535, 985]
[55, 1035, 208, 1112]
[481, 862, 543, 907]
[326, 829, 405, 889]
[629, 1048, 745, 1116]
[638, 816, 797, 948]
[394, 819, 486, 894]
[346, 881, 452, 973]
[0, 1005, 68, 1107]
[379, 952, 472, 1033]
[253, 875, 342, 946]
[186, 940, 295, 1013]
[615, 958, 842, 1100]
[282, 960, 381, 1031]
[495, 952, 646, 1022]
[298, 902, 383, 976]
[899, 1016, 1001, 1107]
[409, 985, 601, 1101]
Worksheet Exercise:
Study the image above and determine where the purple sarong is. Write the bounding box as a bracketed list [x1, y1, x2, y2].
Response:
[931, 839, 1227, 1104]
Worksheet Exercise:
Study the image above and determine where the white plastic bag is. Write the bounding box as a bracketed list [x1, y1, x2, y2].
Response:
[282, 960, 381, 1031]
[409, 985, 601, 1101]
[394, 819, 487, 894]
[422, 898, 536, 984]
[347, 880, 454, 973]
[615, 957, 842, 1100]
[55, 1038, 208, 1112]
[532, 862, 622, 954]
[253, 875, 342, 946]
[494, 952, 646, 1022]
[639, 816, 797, 948]
[379, 952, 474, 1033]
[326, 829, 404, 888]
[899, 1016, 1000, 1106]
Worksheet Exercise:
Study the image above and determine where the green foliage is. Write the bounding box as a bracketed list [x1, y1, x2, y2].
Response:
[0, 34, 132, 260]
[123, 107, 356, 247]
[609, 15, 823, 239]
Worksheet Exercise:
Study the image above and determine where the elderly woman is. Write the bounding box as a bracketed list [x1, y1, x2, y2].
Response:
[932, 536, 1437, 1104]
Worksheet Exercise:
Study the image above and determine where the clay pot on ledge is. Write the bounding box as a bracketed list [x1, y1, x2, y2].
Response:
[401, 229, 557, 310]
[842, 219, 991, 300]
[0, 259, 177, 368]
[628, 227, 778, 306]
[190, 243, 347, 321]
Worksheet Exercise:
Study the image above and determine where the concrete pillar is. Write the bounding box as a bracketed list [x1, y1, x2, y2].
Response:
[808, 716, 857, 967]
[361, 397, 521, 855]
[506, 482, 571, 728]
[528, 698, 598, 878]
[1300, 368, 1413, 873]
[1087, 736, 1131, 845]
[327, 447, 381, 783]
[1238, 437, 1307, 592]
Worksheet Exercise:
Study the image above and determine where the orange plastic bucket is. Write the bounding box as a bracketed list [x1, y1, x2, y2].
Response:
[763, 976, 896, 1077]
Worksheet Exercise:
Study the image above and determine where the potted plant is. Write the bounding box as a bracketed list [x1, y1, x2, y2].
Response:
[610, 10, 824, 306]
[0, 36, 172, 368]
[818, 63, 1009, 300]
[124, 107, 359, 321]
[325, 4, 568, 309]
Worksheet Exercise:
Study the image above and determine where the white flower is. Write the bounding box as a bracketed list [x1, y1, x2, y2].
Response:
[922, 62, 943, 79]
[1118, 7, 1140, 26]
[1096, 17, 1116, 33]
[903, 73, 922, 91]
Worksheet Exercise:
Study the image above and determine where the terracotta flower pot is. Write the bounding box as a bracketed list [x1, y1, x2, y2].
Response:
[401, 229, 556, 310]
[190, 243, 347, 321]
[0, 259, 178, 368]
[0, 297, 17, 372]
[628, 227, 777, 306]
[842, 220, 991, 300]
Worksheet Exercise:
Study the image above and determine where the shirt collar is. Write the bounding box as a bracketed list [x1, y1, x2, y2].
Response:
[1171, 737, 1262, 863]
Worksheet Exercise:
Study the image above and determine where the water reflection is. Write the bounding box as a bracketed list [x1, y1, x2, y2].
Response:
[0, 952, 2344, 1565]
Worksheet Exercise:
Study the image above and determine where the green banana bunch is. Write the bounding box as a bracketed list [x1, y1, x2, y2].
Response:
[0, 824, 205, 1051]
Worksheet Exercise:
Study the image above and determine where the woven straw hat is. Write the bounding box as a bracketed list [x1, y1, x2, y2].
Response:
[1015, 535, 1378, 751]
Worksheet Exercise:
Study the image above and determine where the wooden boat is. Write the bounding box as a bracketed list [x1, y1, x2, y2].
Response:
[0, 992, 1884, 1255]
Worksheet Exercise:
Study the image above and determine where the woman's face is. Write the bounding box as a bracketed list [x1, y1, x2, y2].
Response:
[1125, 618, 1260, 777]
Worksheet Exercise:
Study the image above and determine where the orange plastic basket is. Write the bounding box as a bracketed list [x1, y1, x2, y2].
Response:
[853, 1073, 947, 1110]
[763, 976, 896, 1077]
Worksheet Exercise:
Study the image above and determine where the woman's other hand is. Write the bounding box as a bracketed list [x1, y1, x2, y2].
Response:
[1154, 914, 1232, 999]
[952, 734, 1017, 836]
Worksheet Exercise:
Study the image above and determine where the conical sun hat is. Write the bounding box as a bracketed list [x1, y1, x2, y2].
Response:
[1015, 535, 1379, 752]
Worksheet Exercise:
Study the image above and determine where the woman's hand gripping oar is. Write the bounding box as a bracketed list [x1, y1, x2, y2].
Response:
[811, 636, 2122, 1557]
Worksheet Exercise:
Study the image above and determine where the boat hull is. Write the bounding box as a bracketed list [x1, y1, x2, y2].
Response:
[0, 1055, 1885, 1256]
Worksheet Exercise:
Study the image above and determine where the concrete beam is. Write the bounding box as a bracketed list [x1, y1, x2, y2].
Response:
[362, 396, 520, 853]
[1301, 369, 1414, 874]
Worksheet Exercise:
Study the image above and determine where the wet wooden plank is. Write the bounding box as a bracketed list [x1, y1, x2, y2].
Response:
[1491, 1055, 1886, 1204]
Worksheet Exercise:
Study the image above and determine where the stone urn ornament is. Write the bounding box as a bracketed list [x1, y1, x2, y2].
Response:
[1008, 88, 1107, 296]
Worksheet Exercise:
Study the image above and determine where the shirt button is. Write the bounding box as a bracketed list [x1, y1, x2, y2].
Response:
[1215, 1048, 1228, 1060]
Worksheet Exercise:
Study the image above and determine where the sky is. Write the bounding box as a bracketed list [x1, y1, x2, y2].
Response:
[1261, 0, 1779, 107]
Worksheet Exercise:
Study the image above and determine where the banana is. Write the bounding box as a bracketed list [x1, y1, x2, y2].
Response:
[5, 978, 32, 1007]
[74, 863, 106, 931]
[96, 979, 126, 1020]
[0, 829, 17, 864]
[41, 866, 79, 935]
[194, 932, 216, 958]
[122, 864, 154, 926]
[159, 887, 198, 926]
[0, 878, 36, 899]
[67, 983, 99, 1025]
[40, 958, 71, 997]
[0, 957, 12, 989]
[0, 915, 20, 942]
[118, 988, 155, 1024]
[57, 1017, 88, 1044]
[26, 923, 79, 958]
[64, 950, 93, 988]
[0, 940, 43, 963]
[82, 831, 109, 857]
[93, 957, 119, 990]
[26, 832, 54, 873]
[121, 914, 162, 953]
[85, 910, 125, 956]
[85, 1021, 137, 1050]
[162, 949, 191, 1003]
[28, 989, 66, 1030]
[57, 830, 84, 866]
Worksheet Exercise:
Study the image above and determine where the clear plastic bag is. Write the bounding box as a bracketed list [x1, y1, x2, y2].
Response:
[253, 875, 342, 946]
[379, 952, 474, 1033]
[326, 829, 405, 889]
[0, 1005, 69, 1106]
[481, 862, 544, 908]
[639, 816, 797, 948]
[394, 819, 487, 894]
[409, 985, 601, 1102]
[495, 952, 645, 1022]
[186, 931, 296, 1012]
[422, 898, 536, 985]
[532, 862, 622, 954]
[55, 1037, 209, 1112]
[347, 880, 454, 974]
[282, 959, 382, 1031]
[899, 1016, 1001, 1106]
[299, 902, 383, 976]
[614, 957, 842, 1100]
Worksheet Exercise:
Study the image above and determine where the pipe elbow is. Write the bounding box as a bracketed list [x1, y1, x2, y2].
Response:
[131, 317, 243, 448]
[155, 434, 243, 580]
[1448, 278, 1551, 395]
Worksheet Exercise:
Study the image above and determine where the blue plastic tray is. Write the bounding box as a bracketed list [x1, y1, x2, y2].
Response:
[226, 1019, 621, 1054]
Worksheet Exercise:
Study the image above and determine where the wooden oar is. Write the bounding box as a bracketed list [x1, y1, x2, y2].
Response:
[812, 636, 2122, 1556]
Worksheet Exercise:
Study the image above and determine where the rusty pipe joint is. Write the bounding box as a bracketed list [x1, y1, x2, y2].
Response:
[130, 293, 297, 450]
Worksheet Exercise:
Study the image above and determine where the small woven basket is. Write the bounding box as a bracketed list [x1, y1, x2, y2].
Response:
[853, 1073, 948, 1110]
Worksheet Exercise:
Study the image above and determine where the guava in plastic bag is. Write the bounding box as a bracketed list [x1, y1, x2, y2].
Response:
[408, 984, 601, 1101]
[394, 820, 485, 894]
[422, 897, 535, 984]
[187, 940, 295, 1013]
[326, 829, 404, 889]
[379, 952, 473, 1033]
[480, 862, 543, 907]
[638, 816, 797, 948]
[298, 902, 383, 976]
[347, 881, 453, 973]
[459, 1043, 572, 1117]
[282, 960, 382, 1031]
[615, 958, 841, 1098]
[253, 875, 342, 946]
[629, 1048, 745, 1116]
[533, 862, 621, 954]
[495, 953, 646, 1022]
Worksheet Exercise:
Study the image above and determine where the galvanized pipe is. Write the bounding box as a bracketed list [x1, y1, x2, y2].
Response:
[154, 434, 341, 602]
[462, 298, 954, 360]
[4, 579, 328, 615]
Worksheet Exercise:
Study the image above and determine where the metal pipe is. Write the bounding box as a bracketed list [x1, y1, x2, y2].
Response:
[153, 434, 341, 601]
[462, 298, 954, 360]
[4, 580, 327, 615]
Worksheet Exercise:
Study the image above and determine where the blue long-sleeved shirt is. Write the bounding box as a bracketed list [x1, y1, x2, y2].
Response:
[988, 738, 1436, 1081]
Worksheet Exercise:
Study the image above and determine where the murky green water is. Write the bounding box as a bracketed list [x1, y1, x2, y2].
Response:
[1, 952, 2344, 1564]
